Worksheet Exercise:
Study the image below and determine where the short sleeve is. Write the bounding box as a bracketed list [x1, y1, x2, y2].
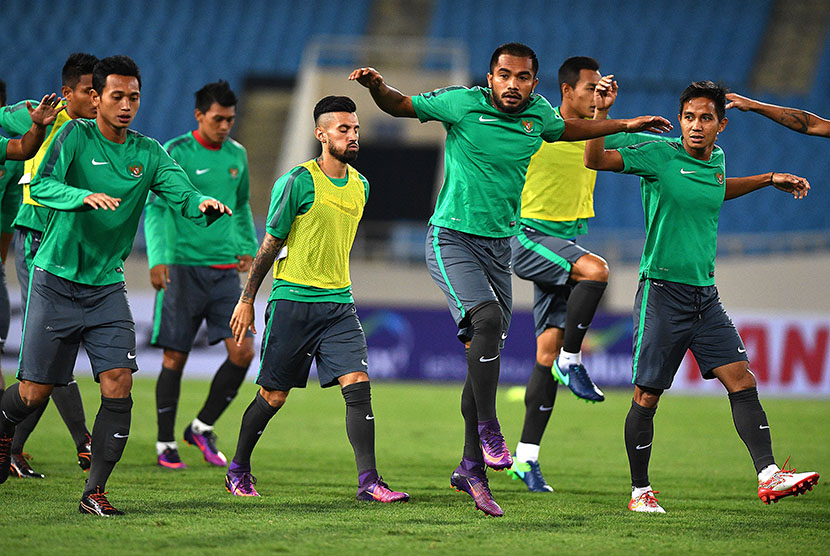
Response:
[540, 106, 565, 142]
[618, 140, 669, 179]
[411, 86, 470, 124]
[265, 167, 314, 239]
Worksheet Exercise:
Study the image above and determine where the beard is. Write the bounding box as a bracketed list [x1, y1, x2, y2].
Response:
[329, 142, 359, 163]
[492, 93, 529, 114]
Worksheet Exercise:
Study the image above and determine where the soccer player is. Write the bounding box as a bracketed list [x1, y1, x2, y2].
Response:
[725, 93, 830, 137]
[584, 80, 820, 513]
[225, 95, 408, 504]
[145, 80, 258, 470]
[349, 43, 671, 516]
[0, 54, 99, 479]
[0, 55, 231, 517]
[508, 57, 661, 492]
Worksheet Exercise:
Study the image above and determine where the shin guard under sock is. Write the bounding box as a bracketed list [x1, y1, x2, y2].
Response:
[520, 361, 558, 445]
[51, 381, 89, 448]
[466, 302, 503, 421]
[156, 366, 182, 442]
[625, 399, 656, 488]
[85, 395, 132, 496]
[342, 381, 376, 475]
[232, 392, 278, 467]
[729, 387, 776, 473]
[562, 280, 607, 353]
[460, 373, 483, 463]
[197, 358, 249, 425]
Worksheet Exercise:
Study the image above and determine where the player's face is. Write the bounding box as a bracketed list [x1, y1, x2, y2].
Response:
[63, 74, 96, 120]
[317, 112, 359, 163]
[487, 54, 538, 114]
[678, 97, 727, 153]
[565, 69, 602, 119]
[195, 102, 236, 144]
[92, 74, 141, 131]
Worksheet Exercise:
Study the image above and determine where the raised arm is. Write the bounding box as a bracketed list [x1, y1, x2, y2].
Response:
[724, 172, 810, 201]
[4, 94, 64, 161]
[348, 67, 417, 118]
[229, 232, 285, 345]
[726, 93, 830, 138]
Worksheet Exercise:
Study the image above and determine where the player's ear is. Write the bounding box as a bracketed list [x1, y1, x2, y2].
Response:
[718, 117, 728, 133]
[486, 73, 493, 88]
[61, 85, 73, 99]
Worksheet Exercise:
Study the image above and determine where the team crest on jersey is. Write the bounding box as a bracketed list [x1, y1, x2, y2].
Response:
[229, 167, 239, 178]
[521, 119, 534, 133]
[128, 163, 144, 178]
[715, 172, 724, 184]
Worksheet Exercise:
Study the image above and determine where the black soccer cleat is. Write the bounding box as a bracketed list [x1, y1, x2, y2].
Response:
[10, 452, 45, 479]
[79, 487, 124, 516]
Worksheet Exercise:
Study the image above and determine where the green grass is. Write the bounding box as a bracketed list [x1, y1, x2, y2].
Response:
[1, 376, 828, 555]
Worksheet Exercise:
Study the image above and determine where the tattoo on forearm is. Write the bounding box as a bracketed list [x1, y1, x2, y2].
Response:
[779, 110, 811, 134]
[240, 235, 285, 303]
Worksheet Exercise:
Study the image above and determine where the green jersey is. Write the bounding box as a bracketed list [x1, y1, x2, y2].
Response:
[30, 119, 220, 286]
[411, 86, 565, 238]
[266, 164, 370, 304]
[0, 157, 24, 233]
[144, 131, 258, 268]
[618, 138, 726, 286]
[0, 137, 7, 164]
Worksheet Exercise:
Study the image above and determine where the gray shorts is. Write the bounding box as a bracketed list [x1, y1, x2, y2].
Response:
[151, 265, 250, 353]
[14, 227, 41, 309]
[632, 278, 748, 390]
[257, 300, 369, 390]
[511, 226, 591, 337]
[19, 267, 138, 385]
[425, 225, 512, 345]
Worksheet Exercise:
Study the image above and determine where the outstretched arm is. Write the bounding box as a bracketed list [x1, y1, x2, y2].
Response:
[4, 94, 63, 160]
[724, 172, 810, 201]
[348, 67, 417, 118]
[229, 232, 286, 345]
[726, 93, 830, 138]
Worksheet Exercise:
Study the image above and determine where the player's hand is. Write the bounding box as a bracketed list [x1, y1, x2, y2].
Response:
[27, 94, 64, 127]
[771, 172, 810, 199]
[83, 192, 121, 210]
[150, 264, 170, 290]
[230, 300, 256, 345]
[625, 115, 673, 134]
[236, 254, 253, 272]
[593, 75, 618, 112]
[725, 93, 755, 112]
[348, 67, 384, 89]
[199, 198, 232, 216]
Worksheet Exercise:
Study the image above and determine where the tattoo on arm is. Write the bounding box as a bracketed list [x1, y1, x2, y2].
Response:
[240, 234, 285, 304]
[779, 110, 811, 134]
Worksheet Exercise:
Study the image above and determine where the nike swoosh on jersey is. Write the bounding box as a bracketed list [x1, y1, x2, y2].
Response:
[478, 115, 498, 122]
[195, 168, 211, 175]
[322, 198, 360, 217]
[679, 168, 696, 174]
[91, 159, 108, 166]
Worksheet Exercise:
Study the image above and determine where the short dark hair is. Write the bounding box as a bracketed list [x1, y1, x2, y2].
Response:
[0, 79, 6, 106]
[195, 80, 238, 113]
[62, 52, 98, 89]
[313, 95, 356, 124]
[558, 56, 599, 97]
[92, 55, 141, 94]
[489, 42, 539, 77]
[679, 81, 729, 121]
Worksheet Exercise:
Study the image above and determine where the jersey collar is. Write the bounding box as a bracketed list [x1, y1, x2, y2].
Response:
[192, 130, 222, 151]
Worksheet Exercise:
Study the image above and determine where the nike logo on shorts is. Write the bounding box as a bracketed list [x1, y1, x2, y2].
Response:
[635, 442, 652, 450]
[738, 347, 747, 353]
[480, 354, 499, 363]
[127, 351, 137, 360]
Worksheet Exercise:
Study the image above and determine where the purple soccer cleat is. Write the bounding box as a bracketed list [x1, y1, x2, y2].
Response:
[184, 424, 227, 466]
[356, 476, 410, 503]
[225, 469, 260, 497]
[478, 420, 513, 470]
[157, 447, 187, 470]
[450, 464, 503, 517]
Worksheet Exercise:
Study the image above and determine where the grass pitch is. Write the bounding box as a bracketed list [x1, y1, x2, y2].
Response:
[0, 376, 827, 555]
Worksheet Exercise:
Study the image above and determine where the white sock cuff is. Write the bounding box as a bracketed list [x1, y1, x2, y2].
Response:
[558, 349, 582, 367]
[515, 442, 540, 463]
[191, 417, 213, 434]
[156, 441, 178, 455]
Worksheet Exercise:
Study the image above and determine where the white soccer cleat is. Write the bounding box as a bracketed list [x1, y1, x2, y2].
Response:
[758, 461, 819, 504]
[628, 489, 666, 513]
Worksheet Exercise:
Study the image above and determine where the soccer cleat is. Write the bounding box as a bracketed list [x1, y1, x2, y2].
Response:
[77, 433, 92, 472]
[79, 487, 124, 516]
[0, 430, 12, 484]
[10, 453, 44, 479]
[184, 425, 228, 466]
[508, 458, 554, 492]
[356, 476, 410, 503]
[225, 469, 260, 497]
[552, 361, 605, 402]
[450, 467, 503, 517]
[157, 447, 187, 469]
[628, 489, 666, 513]
[478, 420, 513, 470]
[758, 460, 819, 504]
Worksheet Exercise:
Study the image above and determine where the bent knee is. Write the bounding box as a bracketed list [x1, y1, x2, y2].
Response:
[572, 254, 610, 283]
